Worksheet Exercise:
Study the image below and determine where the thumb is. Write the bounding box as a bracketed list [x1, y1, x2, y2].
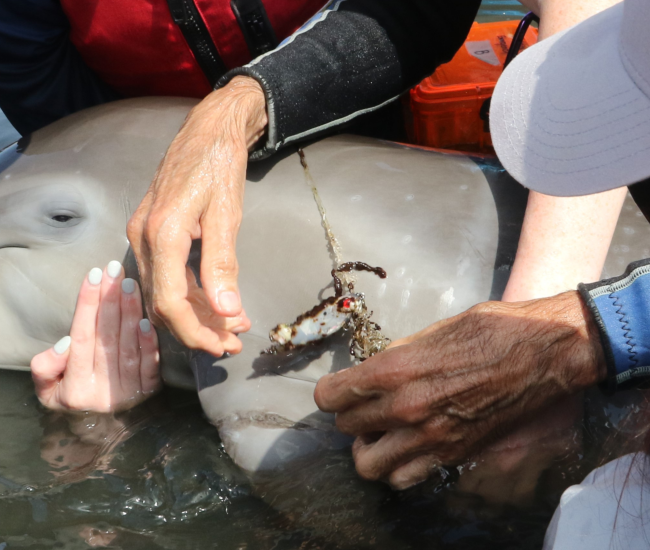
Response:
[200, 202, 243, 318]
[31, 336, 71, 401]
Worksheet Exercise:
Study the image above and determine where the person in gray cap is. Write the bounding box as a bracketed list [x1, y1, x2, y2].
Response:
[490, 0, 650, 547]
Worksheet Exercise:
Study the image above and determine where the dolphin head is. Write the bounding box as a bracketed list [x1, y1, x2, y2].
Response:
[0, 97, 197, 369]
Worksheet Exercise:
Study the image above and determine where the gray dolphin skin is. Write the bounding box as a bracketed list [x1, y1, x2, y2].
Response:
[0, 97, 647, 475]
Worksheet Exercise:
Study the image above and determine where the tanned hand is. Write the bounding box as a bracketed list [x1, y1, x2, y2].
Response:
[314, 291, 606, 490]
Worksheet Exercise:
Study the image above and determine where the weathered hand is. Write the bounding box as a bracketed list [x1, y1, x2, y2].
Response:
[314, 291, 606, 490]
[31, 261, 162, 412]
[127, 76, 267, 356]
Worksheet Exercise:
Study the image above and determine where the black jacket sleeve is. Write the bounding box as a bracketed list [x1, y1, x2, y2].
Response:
[0, 0, 120, 136]
[218, 0, 482, 159]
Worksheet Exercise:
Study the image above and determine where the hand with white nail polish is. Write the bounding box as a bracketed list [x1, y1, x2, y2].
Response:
[30, 261, 162, 413]
[126, 78, 261, 357]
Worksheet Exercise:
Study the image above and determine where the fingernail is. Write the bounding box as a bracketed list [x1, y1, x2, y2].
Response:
[122, 278, 136, 294]
[107, 260, 122, 279]
[139, 319, 151, 333]
[88, 268, 103, 286]
[232, 325, 247, 333]
[218, 291, 241, 313]
[53, 336, 71, 355]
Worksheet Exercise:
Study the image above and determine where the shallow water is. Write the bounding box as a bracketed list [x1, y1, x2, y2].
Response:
[476, 0, 530, 22]
[2, 2, 642, 549]
[1, 366, 645, 549]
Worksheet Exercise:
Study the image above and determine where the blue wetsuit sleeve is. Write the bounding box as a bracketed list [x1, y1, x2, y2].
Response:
[579, 258, 650, 393]
[0, 0, 120, 136]
[218, 0, 482, 160]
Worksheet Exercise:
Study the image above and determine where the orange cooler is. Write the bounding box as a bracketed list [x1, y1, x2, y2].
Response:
[407, 20, 538, 153]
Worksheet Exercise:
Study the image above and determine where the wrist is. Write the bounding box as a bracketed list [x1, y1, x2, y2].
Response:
[192, 76, 268, 150]
[519, 291, 607, 391]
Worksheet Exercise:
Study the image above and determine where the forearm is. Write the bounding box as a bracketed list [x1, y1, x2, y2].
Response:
[503, 188, 627, 302]
[219, 0, 481, 159]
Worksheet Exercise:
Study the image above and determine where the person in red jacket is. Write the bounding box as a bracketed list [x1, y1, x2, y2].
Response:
[0, 0, 326, 133]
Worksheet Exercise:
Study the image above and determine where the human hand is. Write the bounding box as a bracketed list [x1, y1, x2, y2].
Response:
[31, 261, 162, 412]
[314, 291, 606, 490]
[127, 77, 267, 356]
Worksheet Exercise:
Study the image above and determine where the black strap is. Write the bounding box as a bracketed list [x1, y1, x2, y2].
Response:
[480, 12, 540, 133]
[167, 0, 228, 87]
[629, 179, 650, 223]
[231, 0, 278, 59]
[503, 12, 539, 69]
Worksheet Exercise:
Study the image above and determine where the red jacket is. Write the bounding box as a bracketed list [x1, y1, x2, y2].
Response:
[60, 0, 326, 97]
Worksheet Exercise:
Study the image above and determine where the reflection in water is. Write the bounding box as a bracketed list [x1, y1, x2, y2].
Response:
[1, 367, 648, 549]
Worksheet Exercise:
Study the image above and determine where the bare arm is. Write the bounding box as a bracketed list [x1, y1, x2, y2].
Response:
[502, 189, 627, 301]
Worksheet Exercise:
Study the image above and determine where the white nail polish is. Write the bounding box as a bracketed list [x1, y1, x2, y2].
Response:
[139, 319, 151, 333]
[122, 278, 135, 294]
[88, 267, 103, 286]
[107, 260, 122, 279]
[53, 336, 71, 355]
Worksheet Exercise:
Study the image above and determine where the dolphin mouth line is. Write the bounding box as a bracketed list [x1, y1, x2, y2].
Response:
[217, 411, 336, 433]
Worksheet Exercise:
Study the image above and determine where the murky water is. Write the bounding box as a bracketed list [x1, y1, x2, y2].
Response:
[2, 366, 645, 549]
[3, 2, 644, 549]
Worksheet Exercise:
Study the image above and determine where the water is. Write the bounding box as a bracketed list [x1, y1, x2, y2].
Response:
[2, 366, 644, 549]
[3, 2, 637, 549]
[476, 0, 530, 22]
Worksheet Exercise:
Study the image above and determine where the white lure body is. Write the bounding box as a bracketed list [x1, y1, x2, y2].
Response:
[269, 294, 363, 349]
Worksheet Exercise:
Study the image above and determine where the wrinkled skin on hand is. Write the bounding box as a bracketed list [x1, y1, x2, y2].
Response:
[127, 77, 267, 356]
[314, 291, 607, 490]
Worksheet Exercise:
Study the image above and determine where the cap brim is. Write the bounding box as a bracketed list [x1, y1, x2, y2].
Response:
[491, 4, 650, 197]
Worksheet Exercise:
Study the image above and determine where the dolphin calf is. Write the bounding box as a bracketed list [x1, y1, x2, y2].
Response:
[0, 97, 646, 476]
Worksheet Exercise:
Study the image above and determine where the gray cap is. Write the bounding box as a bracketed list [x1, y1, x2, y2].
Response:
[490, 0, 650, 196]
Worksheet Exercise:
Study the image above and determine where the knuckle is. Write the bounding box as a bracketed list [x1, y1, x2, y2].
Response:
[120, 355, 139, 373]
[334, 416, 354, 435]
[126, 215, 142, 242]
[391, 398, 425, 425]
[151, 297, 173, 320]
[208, 253, 239, 276]
[313, 384, 327, 409]
[60, 395, 88, 412]
[73, 332, 93, 349]
[100, 334, 119, 350]
[355, 458, 382, 481]
[30, 354, 46, 374]
[467, 301, 501, 320]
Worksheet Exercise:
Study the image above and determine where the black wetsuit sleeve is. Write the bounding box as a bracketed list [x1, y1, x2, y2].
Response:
[218, 0, 482, 159]
[0, 0, 120, 136]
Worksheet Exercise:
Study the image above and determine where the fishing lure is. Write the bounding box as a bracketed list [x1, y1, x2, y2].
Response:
[265, 262, 390, 360]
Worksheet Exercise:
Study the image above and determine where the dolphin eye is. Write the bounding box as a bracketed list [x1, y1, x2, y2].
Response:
[51, 214, 73, 223]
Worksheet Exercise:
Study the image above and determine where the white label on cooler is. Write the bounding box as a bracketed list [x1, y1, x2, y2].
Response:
[465, 40, 500, 66]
